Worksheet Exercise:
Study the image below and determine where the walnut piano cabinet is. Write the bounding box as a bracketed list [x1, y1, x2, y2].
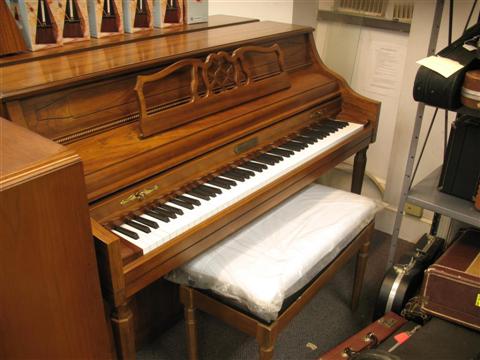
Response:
[0, 119, 114, 358]
[0, 18, 380, 358]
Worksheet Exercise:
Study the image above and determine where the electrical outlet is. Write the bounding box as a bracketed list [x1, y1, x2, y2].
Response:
[404, 202, 423, 218]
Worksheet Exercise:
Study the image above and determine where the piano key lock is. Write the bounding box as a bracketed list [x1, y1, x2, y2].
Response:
[120, 185, 159, 206]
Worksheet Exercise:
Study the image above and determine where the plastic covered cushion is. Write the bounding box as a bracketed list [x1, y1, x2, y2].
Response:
[166, 184, 381, 321]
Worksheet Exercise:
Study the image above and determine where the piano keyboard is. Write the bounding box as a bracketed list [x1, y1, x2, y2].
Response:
[111, 119, 363, 254]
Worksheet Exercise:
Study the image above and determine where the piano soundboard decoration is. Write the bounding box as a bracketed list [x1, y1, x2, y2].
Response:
[123, 0, 153, 33]
[0, 20, 380, 357]
[62, 0, 89, 42]
[10, 0, 64, 51]
[161, 0, 182, 26]
[87, 0, 123, 38]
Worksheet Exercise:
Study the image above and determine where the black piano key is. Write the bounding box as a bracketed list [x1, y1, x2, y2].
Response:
[113, 226, 139, 240]
[125, 219, 151, 233]
[301, 129, 328, 139]
[159, 203, 184, 215]
[199, 184, 222, 195]
[325, 118, 348, 128]
[279, 142, 304, 152]
[292, 135, 316, 144]
[252, 153, 282, 165]
[187, 189, 211, 201]
[193, 186, 216, 198]
[177, 195, 201, 206]
[314, 122, 340, 132]
[170, 197, 195, 210]
[267, 148, 294, 157]
[152, 206, 177, 219]
[133, 216, 159, 229]
[221, 171, 246, 182]
[239, 162, 265, 172]
[208, 177, 234, 189]
[145, 210, 170, 223]
[231, 168, 255, 178]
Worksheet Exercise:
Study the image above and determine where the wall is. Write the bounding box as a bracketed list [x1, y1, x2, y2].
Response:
[208, 1, 294, 23]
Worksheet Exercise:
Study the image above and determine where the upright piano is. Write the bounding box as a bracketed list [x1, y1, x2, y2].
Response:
[0, 16, 380, 358]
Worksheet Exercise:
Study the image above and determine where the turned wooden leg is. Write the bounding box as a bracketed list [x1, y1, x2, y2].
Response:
[111, 301, 136, 360]
[351, 147, 368, 195]
[351, 235, 371, 311]
[256, 326, 277, 360]
[184, 302, 199, 360]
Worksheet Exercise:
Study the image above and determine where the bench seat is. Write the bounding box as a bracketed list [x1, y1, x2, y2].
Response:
[167, 184, 379, 322]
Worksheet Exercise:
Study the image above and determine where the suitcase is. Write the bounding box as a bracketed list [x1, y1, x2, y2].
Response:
[373, 234, 444, 320]
[438, 115, 480, 202]
[318, 312, 407, 360]
[421, 228, 480, 331]
[413, 23, 480, 110]
[461, 70, 480, 109]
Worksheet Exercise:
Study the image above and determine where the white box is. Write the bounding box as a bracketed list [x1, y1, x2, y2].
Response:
[184, 0, 207, 24]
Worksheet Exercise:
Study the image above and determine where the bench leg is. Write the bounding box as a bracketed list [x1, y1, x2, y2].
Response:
[257, 326, 277, 360]
[183, 289, 199, 360]
[351, 236, 371, 310]
[351, 147, 368, 195]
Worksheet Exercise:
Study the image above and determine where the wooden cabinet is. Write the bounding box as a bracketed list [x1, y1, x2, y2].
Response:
[0, 118, 114, 358]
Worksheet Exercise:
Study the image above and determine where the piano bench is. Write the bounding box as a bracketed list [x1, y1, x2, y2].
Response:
[167, 184, 379, 360]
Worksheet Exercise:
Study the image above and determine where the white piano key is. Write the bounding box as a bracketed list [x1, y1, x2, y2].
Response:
[113, 122, 363, 255]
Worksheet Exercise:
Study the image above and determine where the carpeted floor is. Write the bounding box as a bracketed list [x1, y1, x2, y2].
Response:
[137, 230, 414, 360]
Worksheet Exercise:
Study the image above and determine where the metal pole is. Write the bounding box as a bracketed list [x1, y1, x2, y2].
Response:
[386, 0, 445, 268]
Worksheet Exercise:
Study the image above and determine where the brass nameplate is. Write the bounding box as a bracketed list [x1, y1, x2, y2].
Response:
[120, 185, 159, 206]
[235, 138, 258, 154]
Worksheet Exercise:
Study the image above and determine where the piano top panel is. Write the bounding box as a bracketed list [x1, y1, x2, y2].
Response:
[0, 21, 313, 100]
[0, 15, 258, 67]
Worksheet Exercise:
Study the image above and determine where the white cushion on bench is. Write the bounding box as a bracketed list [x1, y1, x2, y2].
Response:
[166, 184, 379, 321]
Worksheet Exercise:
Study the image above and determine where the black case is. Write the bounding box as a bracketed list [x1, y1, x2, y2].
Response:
[413, 23, 480, 110]
[439, 115, 480, 201]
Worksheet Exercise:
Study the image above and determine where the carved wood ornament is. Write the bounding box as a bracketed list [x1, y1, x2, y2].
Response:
[134, 44, 291, 137]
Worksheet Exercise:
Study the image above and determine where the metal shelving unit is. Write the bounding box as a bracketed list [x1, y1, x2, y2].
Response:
[408, 167, 480, 228]
[386, 0, 480, 268]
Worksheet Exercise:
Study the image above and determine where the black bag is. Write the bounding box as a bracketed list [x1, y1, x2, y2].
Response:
[439, 115, 480, 201]
[413, 23, 480, 110]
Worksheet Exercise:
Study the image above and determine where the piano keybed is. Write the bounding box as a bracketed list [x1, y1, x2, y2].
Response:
[105, 118, 363, 261]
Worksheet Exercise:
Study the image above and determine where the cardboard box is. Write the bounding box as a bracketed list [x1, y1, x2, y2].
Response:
[61, 0, 90, 43]
[123, 0, 153, 33]
[11, 0, 64, 51]
[88, 0, 123, 38]
[160, 0, 182, 27]
[184, 0, 207, 24]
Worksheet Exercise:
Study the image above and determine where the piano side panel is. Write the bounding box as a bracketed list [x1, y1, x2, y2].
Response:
[306, 33, 381, 141]
[12, 34, 312, 143]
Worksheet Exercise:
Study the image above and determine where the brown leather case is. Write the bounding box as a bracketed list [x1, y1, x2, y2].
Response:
[421, 228, 480, 331]
[318, 312, 407, 360]
[461, 70, 480, 109]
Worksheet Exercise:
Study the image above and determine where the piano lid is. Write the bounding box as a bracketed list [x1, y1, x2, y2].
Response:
[0, 21, 313, 100]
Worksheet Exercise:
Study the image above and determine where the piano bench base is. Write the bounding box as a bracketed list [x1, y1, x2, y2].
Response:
[178, 221, 374, 360]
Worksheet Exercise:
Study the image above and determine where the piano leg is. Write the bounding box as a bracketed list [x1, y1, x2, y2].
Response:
[351, 147, 368, 195]
[182, 287, 199, 360]
[111, 302, 136, 359]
